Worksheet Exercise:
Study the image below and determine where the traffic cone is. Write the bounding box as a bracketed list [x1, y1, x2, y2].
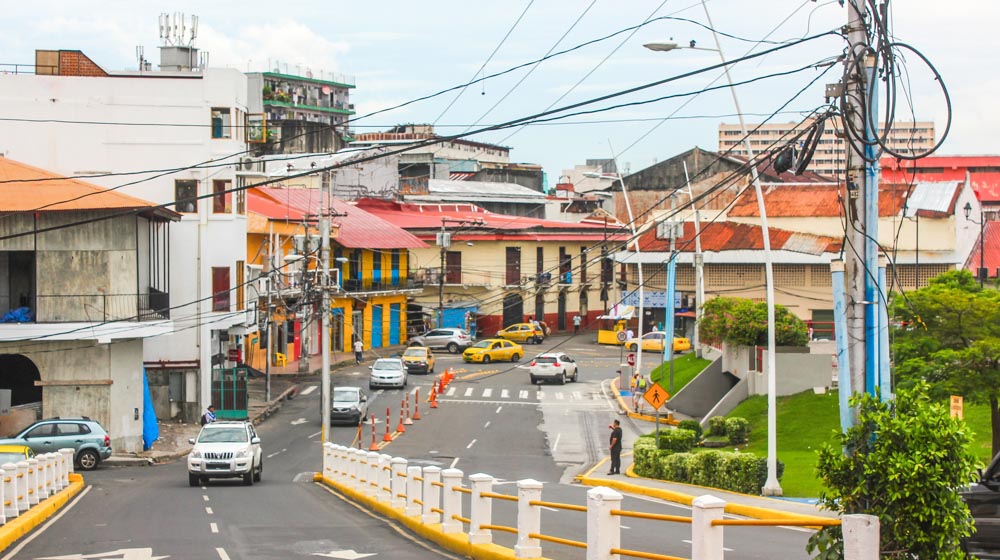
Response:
[368, 415, 380, 451]
[412, 388, 422, 421]
[430, 381, 439, 409]
[403, 394, 414, 426]
[383, 407, 393, 442]
[396, 399, 407, 433]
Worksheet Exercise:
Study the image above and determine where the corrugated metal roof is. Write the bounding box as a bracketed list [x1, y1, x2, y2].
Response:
[964, 221, 1000, 278]
[428, 179, 545, 198]
[248, 188, 426, 249]
[638, 221, 840, 256]
[906, 181, 961, 214]
[727, 182, 962, 218]
[0, 157, 175, 218]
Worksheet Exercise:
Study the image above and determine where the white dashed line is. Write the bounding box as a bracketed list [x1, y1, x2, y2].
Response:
[450, 457, 460, 468]
[290, 418, 307, 425]
[555, 393, 565, 400]
[308, 431, 322, 438]
[483, 388, 493, 397]
[447, 387, 457, 396]
[210, 522, 219, 533]
[300, 386, 317, 396]
[206, 507, 214, 515]
[484, 421, 491, 429]
[495, 406, 503, 414]
[519, 390, 529, 399]
[467, 439, 477, 449]
[267, 450, 283, 459]
[537, 391, 546, 399]
[573, 391, 582, 400]
[552, 433, 561, 452]
[217, 548, 232, 560]
[202, 495, 209, 502]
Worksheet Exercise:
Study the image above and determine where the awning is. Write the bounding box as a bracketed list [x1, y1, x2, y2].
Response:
[675, 311, 696, 318]
[597, 304, 635, 321]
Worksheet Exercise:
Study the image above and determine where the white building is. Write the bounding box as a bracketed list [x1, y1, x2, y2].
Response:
[0, 47, 254, 422]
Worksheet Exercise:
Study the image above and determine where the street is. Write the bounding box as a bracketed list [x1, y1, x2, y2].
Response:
[8, 336, 813, 560]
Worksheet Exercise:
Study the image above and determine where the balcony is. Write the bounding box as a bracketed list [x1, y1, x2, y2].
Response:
[0, 290, 170, 324]
[341, 278, 423, 294]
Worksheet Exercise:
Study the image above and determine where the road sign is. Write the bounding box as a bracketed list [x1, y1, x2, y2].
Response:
[616, 330, 627, 343]
[951, 395, 964, 419]
[626, 352, 636, 367]
[643, 384, 670, 411]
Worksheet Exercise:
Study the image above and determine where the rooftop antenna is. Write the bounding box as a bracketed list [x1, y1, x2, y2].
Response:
[159, 12, 198, 47]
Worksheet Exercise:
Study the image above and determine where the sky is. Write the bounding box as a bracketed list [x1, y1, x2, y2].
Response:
[2, 1, 994, 185]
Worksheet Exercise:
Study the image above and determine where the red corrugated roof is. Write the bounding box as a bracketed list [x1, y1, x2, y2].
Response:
[881, 155, 1000, 203]
[248, 188, 426, 249]
[638, 221, 841, 254]
[964, 221, 1000, 278]
[725, 183, 961, 218]
[0, 157, 173, 216]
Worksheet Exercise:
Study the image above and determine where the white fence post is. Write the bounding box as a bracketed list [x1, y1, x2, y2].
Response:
[59, 448, 75, 479]
[52, 452, 64, 491]
[46, 453, 57, 497]
[350, 449, 365, 490]
[15, 461, 28, 513]
[357, 451, 371, 492]
[390, 457, 407, 510]
[586, 486, 623, 560]
[422, 466, 441, 524]
[441, 468, 464, 534]
[406, 465, 422, 517]
[25, 458, 38, 506]
[367, 451, 381, 497]
[323, 443, 335, 480]
[843, 514, 879, 560]
[1, 463, 14, 521]
[515, 479, 543, 558]
[469, 473, 494, 545]
[36, 455, 47, 500]
[0, 467, 5, 525]
[692, 494, 726, 560]
[377, 454, 392, 503]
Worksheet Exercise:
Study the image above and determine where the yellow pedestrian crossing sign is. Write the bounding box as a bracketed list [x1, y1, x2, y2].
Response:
[643, 384, 669, 410]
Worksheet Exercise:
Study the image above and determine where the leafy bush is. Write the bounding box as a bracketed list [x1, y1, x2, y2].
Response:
[633, 449, 781, 494]
[631, 436, 659, 478]
[699, 296, 808, 347]
[707, 416, 728, 437]
[725, 417, 750, 444]
[677, 420, 704, 440]
[656, 429, 698, 453]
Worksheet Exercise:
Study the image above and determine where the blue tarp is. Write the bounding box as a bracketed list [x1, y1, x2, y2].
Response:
[141, 369, 159, 450]
[1, 307, 33, 323]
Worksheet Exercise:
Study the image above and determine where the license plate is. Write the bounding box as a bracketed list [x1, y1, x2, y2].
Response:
[207, 462, 230, 469]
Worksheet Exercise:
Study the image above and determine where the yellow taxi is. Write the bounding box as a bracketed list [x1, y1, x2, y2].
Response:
[496, 323, 545, 344]
[401, 346, 435, 374]
[0, 444, 34, 464]
[462, 338, 524, 363]
[625, 331, 692, 354]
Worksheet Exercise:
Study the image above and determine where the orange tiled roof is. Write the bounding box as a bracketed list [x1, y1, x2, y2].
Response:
[726, 184, 936, 218]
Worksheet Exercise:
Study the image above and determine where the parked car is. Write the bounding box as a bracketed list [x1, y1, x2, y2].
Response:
[187, 421, 262, 487]
[528, 352, 579, 385]
[401, 346, 435, 374]
[0, 444, 34, 464]
[463, 339, 523, 363]
[0, 417, 112, 471]
[496, 323, 545, 344]
[369, 358, 408, 389]
[409, 328, 474, 354]
[961, 451, 1000, 557]
[328, 386, 369, 426]
[625, 331, 692, 354]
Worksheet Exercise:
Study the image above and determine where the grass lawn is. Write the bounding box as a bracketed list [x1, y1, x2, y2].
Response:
[720, 391, 996, 497]
[649, 353, 712, 396]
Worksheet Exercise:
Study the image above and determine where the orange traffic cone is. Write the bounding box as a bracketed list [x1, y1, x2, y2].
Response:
[430, 381, 439, 409]
[396, 399, 407, 433]
[368, 415, 380, 451]
[403, 394, 414, 426]
[412, 388, 422, 421]
[383, 407, 393, 442]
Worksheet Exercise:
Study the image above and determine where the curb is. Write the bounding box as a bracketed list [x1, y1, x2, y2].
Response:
[610, 377, 678, 425]
[0, 473, 84, 552]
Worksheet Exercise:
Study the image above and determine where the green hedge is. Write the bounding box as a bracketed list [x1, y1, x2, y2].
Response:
[677, 420, 704, 440]
[725, 417, 750, 444]
[707, 416, 727, 437]
[656, 429, 698, 453]
[633, 436, 783, 494]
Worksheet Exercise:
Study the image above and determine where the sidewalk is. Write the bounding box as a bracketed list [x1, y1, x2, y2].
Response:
[587, 377, 837, 522]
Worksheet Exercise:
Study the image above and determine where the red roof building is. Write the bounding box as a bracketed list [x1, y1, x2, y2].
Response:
[881, 155, 1000, 208]
[964, 221, 1000, 283]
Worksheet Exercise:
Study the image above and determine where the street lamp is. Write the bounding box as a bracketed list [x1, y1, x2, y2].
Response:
[964, 201, 986, 288]
[645, 0, 781, 495]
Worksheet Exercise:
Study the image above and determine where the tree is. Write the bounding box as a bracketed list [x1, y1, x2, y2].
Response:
[892, 270, 1000, 456]
[699, 296, 808, 347]
[809, 386, 978, 559]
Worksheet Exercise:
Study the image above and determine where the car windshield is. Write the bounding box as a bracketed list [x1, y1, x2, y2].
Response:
[471, 340, 492, 349]
[373, 360, 402, 370]
[333, 389, 358, 402]
[535, 357, 558, 364]
[403, 348, 426, 357]
[0, 451, 27, 464]
[198, 427, 248, 443]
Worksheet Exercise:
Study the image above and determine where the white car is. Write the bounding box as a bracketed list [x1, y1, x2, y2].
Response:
[187, 421, 263, 487]
[369, 358, 408, 390]
[528, 352, 579, 385]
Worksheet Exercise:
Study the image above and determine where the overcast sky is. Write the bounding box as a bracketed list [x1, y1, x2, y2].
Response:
[3, 1, 992, 184]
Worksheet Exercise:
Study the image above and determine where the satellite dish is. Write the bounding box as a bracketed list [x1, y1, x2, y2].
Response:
[321, 86, 332, 95]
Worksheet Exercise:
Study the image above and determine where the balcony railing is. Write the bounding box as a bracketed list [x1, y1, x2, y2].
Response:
[342, 278, 422, 293]
[0, 292, 170, 324]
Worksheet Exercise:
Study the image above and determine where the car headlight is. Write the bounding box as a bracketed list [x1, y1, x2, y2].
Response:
[235, 448, 249, 458]
[190, 450, 201, 459]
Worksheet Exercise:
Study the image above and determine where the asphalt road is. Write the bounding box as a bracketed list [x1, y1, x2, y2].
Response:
[6, 334, 814, 560]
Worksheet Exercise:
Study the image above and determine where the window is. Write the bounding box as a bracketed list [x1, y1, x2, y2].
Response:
[211, 108, 232, 139]
[579, 247, 588, 283]
[212, 266, 231, 311]
[175, 180, 198, 214]
[212, 180, 232, 214]
[235, 177, 246, 215]
[236, 260, 245, 311]
[506, 247, 521, 286]
[536, 247, 544, 275]
[445, 251, 462, 284]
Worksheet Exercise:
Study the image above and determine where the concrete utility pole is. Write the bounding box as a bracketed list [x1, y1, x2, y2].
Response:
[682, 162, 704, 357]
[320, 173, 332, 443]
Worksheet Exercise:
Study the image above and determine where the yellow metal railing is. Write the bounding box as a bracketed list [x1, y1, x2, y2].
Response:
[528, 533, 587, 549]
[610, 548, 687, 560]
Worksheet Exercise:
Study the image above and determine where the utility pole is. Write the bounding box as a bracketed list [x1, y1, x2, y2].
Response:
[664, 194, 678, 394]
[320, 172, 332, 443]
[437, 218, 485, 329]
[682, 162, 704, 357]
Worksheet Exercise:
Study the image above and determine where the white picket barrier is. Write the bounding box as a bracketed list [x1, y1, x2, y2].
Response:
[365, 451, 381, 498]
[25, 458, 39, 506]
[44, 453, 57, 498]
[405, 465, 421, 518]
[15, 461, 28, 513]
[0, 464, 14, 520]
[322, 443, 334, 480]
[421, 466, 441, 525]
[440, 468, 463, 534]
[377, 454, 392, 503]
[390, 457, 407, 510]
[469, 473, 494, 545]
[59, 448, 74, 485]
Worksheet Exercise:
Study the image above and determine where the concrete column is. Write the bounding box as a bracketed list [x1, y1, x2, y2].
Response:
[440, 468, 464, 534]
[25, 458, 38, 506]
[515, 479, 543, 558]
[390, 457, 407, 510]
[843, 514, 880, 560]
[377, 454, 392, 503]
[367, 451, 381, 497]
[323, 443, 335, 480]
[59, 448, 75, 478]
[469, 473, 494, 544]
[0, 463, 13, 520]
[586, 486, 623, 560]
[406, 465, 422, 517]
[422, 466, 442, 524]
[691, 494, 726, 560]
[15, 462, 28, 513]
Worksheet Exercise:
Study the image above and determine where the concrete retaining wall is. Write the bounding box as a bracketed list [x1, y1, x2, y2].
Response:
[668, 357, 737, 419]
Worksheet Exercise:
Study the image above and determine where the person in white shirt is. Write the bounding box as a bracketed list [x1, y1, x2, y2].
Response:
[354, 338, 364, 364]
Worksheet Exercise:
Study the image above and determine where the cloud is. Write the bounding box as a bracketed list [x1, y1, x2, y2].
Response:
[197, 20, 351, 77]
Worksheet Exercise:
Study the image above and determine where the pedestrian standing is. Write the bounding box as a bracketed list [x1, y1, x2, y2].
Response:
[608, 420, 623, 475]
[573, 314, 581, 334]
[201, 405, 216, 426]
[635, 375, 648, 414]
[354, 338, 364, 364]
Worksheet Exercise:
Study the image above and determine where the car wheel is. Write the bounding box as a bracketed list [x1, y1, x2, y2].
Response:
[429, 365, 434, 374]
[447, 342, 459, 354]
[533, 336, 542, 344]
[559, 372, 567, 385]
[627, 343, 636, 352]
[482, 355, 491, 364]
[369, 383, 375, 390]
[77, 449, 99, 471]
[573, 371, 579, 382]
[188, 473, 200, 487]
[254, 459, 262, 482]
[243, 470, 254, 486]
[512, 353, 520, 363]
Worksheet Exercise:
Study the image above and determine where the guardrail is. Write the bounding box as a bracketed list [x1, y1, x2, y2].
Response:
[1, 448, 73, 523]
[319, 444, 879, 559]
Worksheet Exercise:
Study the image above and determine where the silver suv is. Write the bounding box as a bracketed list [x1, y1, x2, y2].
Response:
[409, 328, 473, 354]
[187, 421, 262, 487]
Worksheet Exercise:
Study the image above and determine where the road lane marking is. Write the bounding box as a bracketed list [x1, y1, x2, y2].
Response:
[501, 389, 510, 399]
[537, 391, 545, 399]
[291, 418, 307, 425]
[203, 495, 209, 501]
[555, 392, 565, 400]
[552, 433, 561, 452]
[464, 388, 474, 397]
[206, 507, 214, 515]
[540, 506, 558, 512]
[301, 385, 317, 396]
[0, 486, 91, 560]
[210, 522, 219, 533]
[482, 388, 493, 397]
[484, 421, 491, 429]
[495, 406, 502, 414]
[450, 457, 460, 468]
[267, 450, 283, 458]
[217, 548, 232, 560]
[519, 390, 529, 399]
[573, 391, 582, 400]
[309, 430, 322, 438]
[467, 439, 477, 449]
[447, 387, 456, 396]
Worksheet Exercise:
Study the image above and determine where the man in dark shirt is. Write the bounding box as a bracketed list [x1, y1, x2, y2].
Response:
[608, 419, 623, 475]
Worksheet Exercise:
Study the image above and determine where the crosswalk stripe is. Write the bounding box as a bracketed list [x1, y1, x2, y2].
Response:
[501, 389, 510, 399]
[573, 391, 582, 400]
[464, 387, 474, 397]
[537, 391, 545, 400]
[555, 393, 565, 400]
[519, 390, 529, 399]
[447, 387, 456, 396]
[483, 388, 493, 397]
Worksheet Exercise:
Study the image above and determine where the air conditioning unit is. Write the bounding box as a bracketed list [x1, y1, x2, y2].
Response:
[656, 220, 683, 240]
[436, 232, 452, 248]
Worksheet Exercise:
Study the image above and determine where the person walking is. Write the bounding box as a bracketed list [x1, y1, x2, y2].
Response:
[573, 314, 582, 334]
[634, 375, 648, 414]
[201, 405, 216, 426]
[354, 338, 364, 364]
[608, 420, 623, 475]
